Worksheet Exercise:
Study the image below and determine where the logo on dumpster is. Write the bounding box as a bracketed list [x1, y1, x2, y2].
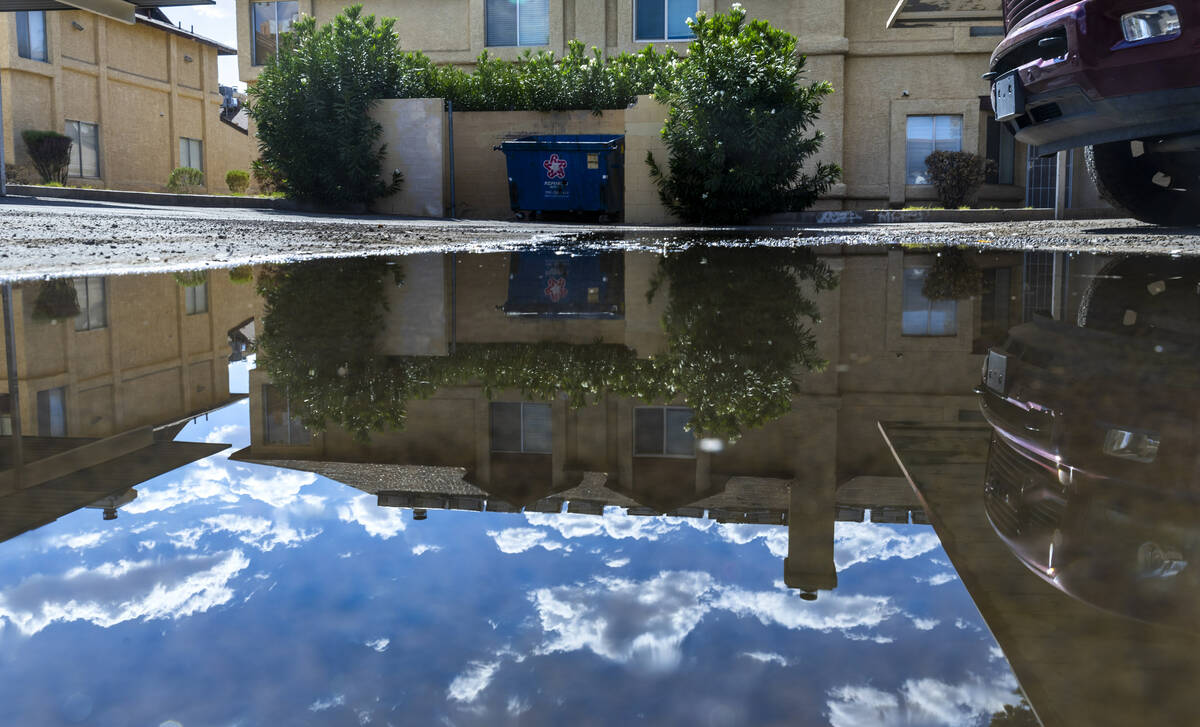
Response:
[543, 154, 567, 179]
[545, 277, 568, 302]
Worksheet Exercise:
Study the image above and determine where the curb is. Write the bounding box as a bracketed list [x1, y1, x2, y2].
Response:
[755, 207, 1125, 225]
[4, 185, 296, 210]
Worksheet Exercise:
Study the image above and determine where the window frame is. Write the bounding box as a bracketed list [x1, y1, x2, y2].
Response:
[64, 120, 100, 179]
[16, 11, 48, 63]
[905, 114, 963, 185]
[250, 1, 300, 66]
[73, 277, 107, 332]
[489, 401, 552, 454]
[263, 384, 311, 445]
[633, 405, 696, 458]
[900, 266, 959, 337]
[185, 277, 209, 315]
[485, 0, 551, 48]
[634, 0, 697, 42]
[179, 137, 204, 172]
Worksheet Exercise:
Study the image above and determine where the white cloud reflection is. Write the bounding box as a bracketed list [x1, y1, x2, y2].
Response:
[827, 675, 1016, 727]
[447, 660, 501, 703]
[0, 550, 249, 636]
[487, 528, 565, 554]
[336, 494, 406, 539]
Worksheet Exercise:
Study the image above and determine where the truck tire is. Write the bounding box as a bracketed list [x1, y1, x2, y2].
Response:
[1077, 256, 1200, 337]
[1085, 142, 1200, 226]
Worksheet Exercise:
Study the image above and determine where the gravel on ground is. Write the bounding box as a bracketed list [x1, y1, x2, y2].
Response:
[2, 196, 1198, 279]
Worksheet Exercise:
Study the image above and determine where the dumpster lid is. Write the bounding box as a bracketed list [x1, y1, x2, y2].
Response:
[495, 134, 624, 152]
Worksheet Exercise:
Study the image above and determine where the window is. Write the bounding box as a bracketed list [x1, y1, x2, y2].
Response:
[984, 114, 1015, 185]
[902, 267, 958, 336]
[73, 277, 106, 331]
[486, 0, 550, 47]
[634, 406, 695, 456]
[490, 402, 552, 453]
[16, 11, 48, 62]
[251, 1, 299, 65]
[180, 137, 203, 172]
[36, 387, 66, 437]
[65, 121, 100, 178]
[263, 384, 310, 445]
[635, 0, 696, 41]
[185, 277, 208, 315]
[905, 115, 962, 184]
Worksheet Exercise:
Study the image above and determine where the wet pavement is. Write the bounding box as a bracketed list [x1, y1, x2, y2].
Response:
[0, 244, 1195, 725]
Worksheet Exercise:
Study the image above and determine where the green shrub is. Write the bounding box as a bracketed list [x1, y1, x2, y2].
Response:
[225, 169, 250, 194]
[167, 167, 205, 193]
[248, 6, 403, 207]
[250, 159, 283, 194]
[21, 130, 72, 185]
[924, 151, 996, 209]
[228, 265, 254, 284]
[32, 279, 80, 322]
[922, 247, 983, 301]
[647, 7, 840, 224]
[173, 271, 208, 287]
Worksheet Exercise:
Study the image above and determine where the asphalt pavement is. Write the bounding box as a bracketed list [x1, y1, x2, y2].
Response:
[2, 195, 1199, 279]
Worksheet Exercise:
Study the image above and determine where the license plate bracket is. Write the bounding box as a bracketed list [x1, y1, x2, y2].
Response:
[986, 351, 1008, 394]
[993, 71, 1024, 122]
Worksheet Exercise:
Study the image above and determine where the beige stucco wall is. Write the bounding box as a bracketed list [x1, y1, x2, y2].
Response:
[0, 270, 258, 438]
[0, 11, 254, 193]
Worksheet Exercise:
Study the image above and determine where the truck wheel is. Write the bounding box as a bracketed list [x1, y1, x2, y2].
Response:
[1085, 142, 1200, 226]
[1077, 256, 1200, 337]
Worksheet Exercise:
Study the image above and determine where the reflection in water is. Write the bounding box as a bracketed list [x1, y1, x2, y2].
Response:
[6, 246, 1199, 724]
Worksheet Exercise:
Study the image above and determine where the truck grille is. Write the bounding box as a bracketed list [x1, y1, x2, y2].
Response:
[1003, 0, 1072, 30]
[984, 436, 1065, 537]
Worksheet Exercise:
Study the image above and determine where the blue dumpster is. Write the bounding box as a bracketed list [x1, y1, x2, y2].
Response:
[495, 135, 624, 220]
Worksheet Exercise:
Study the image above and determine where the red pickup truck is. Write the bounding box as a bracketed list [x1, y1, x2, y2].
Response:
[988, 1, 1200, 224]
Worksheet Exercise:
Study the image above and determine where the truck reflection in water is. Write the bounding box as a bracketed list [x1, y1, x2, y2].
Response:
[980, 257, 1200, 629]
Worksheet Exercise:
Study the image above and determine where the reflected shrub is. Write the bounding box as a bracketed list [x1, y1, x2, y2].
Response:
[922, 247, 983, 301]
[32, 279, 80, 322]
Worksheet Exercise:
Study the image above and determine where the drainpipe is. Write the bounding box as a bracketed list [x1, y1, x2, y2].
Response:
[446, 99, 456, 218]
[0, 69, 7, 197]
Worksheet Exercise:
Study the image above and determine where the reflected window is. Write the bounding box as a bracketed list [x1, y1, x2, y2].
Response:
[634, 406, 694, 456]
[490, 402, 552, 453]
[73, 277, 106, 331]
[902, 267, 958, 336]
[263, 384, 310, 445]
[65, 120, 100, 179]
[486, 0, 550, 47]
[635, 0, 696, 41]
[179, 137, 203, 172]
[16, 11, 48, 63]
[251, 1, 300, 66]
[0, 394, 12, 436]
[906, 115, 962, 184]
[36, 387, 66, 437]
[185, 277, 208, 315]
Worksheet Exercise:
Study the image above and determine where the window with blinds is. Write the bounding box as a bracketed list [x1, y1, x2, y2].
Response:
[180, 137, 203, 171]
[486, 0, 550, 47]
[65, 120, 100, 178]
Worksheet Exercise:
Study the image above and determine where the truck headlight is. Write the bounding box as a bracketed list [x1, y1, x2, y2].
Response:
[1121, 5, 1181, 42]
[1102, 428, 1160, 463]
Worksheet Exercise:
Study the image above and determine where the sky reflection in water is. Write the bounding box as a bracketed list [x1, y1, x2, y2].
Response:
[0, 399, 1015, 726]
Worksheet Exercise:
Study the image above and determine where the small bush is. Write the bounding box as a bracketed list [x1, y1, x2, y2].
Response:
[922, 247, 983, 301]
[21, 130, 72, 185]
[173, 271, 208, 287]
[32, 279, 80, 322]
[5, 164, 37, 185]
[924, 151, 996, 209]
[229, 266, 255, 284]
[167, 167, 205, 194]
[225, 169, 250, 194]
[250, 159, 283, 194]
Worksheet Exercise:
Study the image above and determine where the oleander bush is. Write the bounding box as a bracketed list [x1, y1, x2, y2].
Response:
[21, 130, 72, 185]
[924, 150, 996, 209]
[647, 6, 840, 223]
[167, 167, 205, 193]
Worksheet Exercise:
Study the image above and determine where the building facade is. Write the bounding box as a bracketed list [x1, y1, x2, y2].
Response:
[234, 0, 1101, 210]
[0, 8, 254, 193]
